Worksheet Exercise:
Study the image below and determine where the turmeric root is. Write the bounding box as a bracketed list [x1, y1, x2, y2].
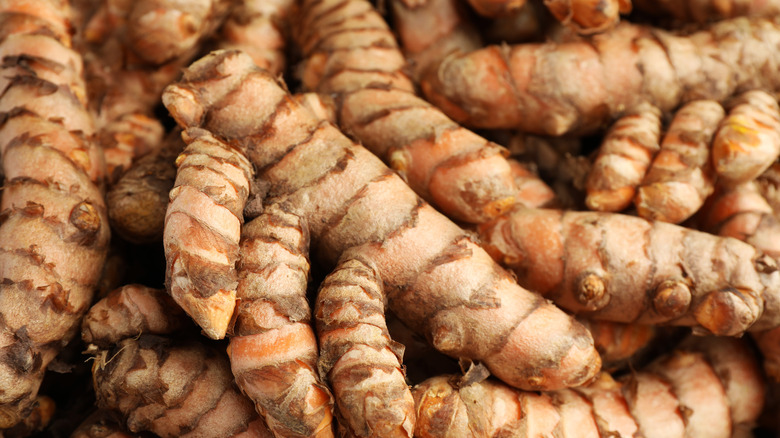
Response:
[584, 102, 662, 212]
[421, 16, 780, 136]
[91, 336, 273, 438]
[81, 284, 190, 348]
[576, 318, 656, 369]
[711, 89, 780, 185]
[107, 130, 183, 244]
[295, 0, 525, 225]
[391, 0, 482, 81]
[0, 0, 110, 428]
[215, 0, 294, 75]
[316, 255, 415, 437]
[634, 99, 724, 223]
[163, 50, 601, 391]
[164, 128, 253, 339]
[696, 181, 780, 260]
[478, 206, 776, 336]
[507, 158, 557, 208]
[228, 203, 335, 438]
[413, 336, 763, 438]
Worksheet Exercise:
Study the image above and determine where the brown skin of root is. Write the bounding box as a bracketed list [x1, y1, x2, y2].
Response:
[711, 90, 780, 185]
[215, 0, 294, 76]
[316, 256, 415, 438]
[81, 284, 191, 348]
[413, 336, 757, 438]
[477, 207, 768, 335]
[163, 50, 600, 392]
[421, 17, 780, 136]
[107, 130, 182, 244]
[585, 102, 662, 213]
[229, 204, 336, 438]
[296, 0, 522, 225]
[163, 128, 253, 339]
[91, 336, 272, 438]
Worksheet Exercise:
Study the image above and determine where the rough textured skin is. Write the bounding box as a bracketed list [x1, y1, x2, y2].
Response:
[91, 336, 273, 438]
[421, 16, 780, 136]
[81, 284, 190, 348]
[316, 256, 415, 438]
[295, 0, 522, 225]
[164, 128, 253, 339]
[107, 130, 183, 244]
[712, 89, 780, 185]
[635, 99, 724, 223]
[391, 0, 482, 81]
[0, 0, 111, 428]
[78, 0, 232, 183]
[163, 50, 601, 392]
[478, 207, 776, 336]
[697, 181, 780, 260]
[215, 0, 294, 75]
[585, 102, 662, 212]
[229, 204, 336, 438]
[412, 336, 762, 438]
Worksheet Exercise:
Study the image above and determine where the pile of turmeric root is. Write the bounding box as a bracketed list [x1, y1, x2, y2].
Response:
[6, 0, 780, 436]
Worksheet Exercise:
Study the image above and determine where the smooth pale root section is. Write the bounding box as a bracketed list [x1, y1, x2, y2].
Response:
[681, 336, 765, 428]
[574, 373, 639, 436]
[648, 352, 730, 438]
[164, 185, 240, 339]
[227, 324, 334, 437]
[622, 373, 685, 438]
[551, 390, 600, 437]
[712, 90, 780, 184]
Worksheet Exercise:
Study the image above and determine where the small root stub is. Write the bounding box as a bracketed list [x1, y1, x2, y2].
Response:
[576, 272, 607, 309]
[693, 289, 760, 336]
[652, 280, 692, 319]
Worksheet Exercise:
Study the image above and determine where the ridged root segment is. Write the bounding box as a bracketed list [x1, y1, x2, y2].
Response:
[478, 207, 766, 335]
[81, 284, 190, 348]
[413, 336, 763, 438]
[0, 0, 110, 428]
[635, 99, 724, 223]
[712, 89, 780, 185]
[162, 50, 600, 392]
[421, 16, 780, 136]
[697, 181, 780, 260]
[91, 336, 272, 438]
[295, 0, 523, 224]
[229, 204, 335, 438]
[217, 0, 295, 75]
[316, 256, 415, 438]
[585, 102, 662, 212]
[164, 128, 253, 339]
